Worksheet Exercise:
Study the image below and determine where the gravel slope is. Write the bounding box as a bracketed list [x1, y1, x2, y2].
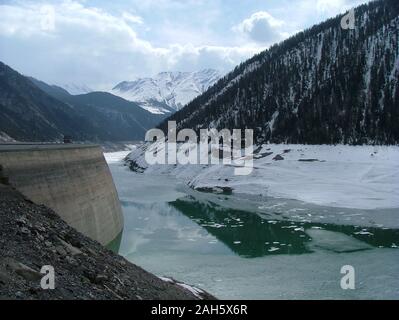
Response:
[0, 183, 214, 300]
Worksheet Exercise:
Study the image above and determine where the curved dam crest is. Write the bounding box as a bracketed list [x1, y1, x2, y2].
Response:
[0, 144, 124, 246]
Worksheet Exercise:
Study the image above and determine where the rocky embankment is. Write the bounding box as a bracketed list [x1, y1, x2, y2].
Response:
[0, 183, 214, 300]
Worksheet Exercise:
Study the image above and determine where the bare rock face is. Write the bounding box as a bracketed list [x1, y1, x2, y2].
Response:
[0, 184, 215, 300]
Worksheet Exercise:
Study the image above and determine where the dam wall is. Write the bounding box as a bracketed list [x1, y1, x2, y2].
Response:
[0, 144, 123, 245]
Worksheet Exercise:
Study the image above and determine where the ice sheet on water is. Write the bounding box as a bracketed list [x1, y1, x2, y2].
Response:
[127, 144, 399, 210]
[306, 229, 373, 253]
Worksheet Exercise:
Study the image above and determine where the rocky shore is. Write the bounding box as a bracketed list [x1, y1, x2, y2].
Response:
[0, 183, 214, 300]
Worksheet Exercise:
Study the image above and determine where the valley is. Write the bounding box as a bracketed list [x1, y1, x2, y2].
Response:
[0, 0, 398, 302]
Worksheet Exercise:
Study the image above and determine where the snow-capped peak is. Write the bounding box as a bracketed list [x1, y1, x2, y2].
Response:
[111, 69, 222, 114]
[56, 83, 93, 95]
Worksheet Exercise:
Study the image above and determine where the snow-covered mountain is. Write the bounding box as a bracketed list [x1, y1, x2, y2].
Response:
[111, 69, 222, 114]
[56, 83, 93, 95]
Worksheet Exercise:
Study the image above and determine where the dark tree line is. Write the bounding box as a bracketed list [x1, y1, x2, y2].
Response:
[161, 0, 399, 145]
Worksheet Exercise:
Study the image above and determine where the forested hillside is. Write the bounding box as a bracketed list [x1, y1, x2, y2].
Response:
[162, 0, 399, 145]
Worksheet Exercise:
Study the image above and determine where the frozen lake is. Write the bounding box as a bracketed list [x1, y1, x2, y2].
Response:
[106, 151, 399, 300]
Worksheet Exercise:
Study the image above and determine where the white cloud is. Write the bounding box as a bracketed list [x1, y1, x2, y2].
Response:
[122, 12, 144, 25]
[0, 1, 259, 90]
[233, 11, 287, 44]
[0, 0, 368, 90]
[316, 0, 356, 15]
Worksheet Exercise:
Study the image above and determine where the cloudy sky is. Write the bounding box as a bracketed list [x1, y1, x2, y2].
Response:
[0, 0, 369, 90]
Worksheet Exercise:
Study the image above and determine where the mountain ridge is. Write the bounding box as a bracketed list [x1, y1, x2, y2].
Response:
[0, 62, 164, 142]
[111, 69, 221, 114]
[161, 0, 399, 145]
[56, 83, 93, 95]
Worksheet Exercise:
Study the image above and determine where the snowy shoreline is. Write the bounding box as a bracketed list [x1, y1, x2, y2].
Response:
[124, 144, 399, 210]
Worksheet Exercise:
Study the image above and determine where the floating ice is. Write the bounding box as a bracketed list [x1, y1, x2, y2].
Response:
[306, 229, 373, 253]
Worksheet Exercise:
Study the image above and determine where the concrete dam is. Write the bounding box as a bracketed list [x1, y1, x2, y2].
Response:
[0, 144, 124, 246]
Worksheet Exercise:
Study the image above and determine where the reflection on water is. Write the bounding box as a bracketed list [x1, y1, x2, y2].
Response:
[107, 158, 399, 299]
[171, 198, 312, 257]
[171, 197, 399, 258]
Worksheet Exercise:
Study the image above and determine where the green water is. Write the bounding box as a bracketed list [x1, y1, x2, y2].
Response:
[107, 157, 399, 299]
[106, 230, 123, 253]
[171, 197, 399, 257]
